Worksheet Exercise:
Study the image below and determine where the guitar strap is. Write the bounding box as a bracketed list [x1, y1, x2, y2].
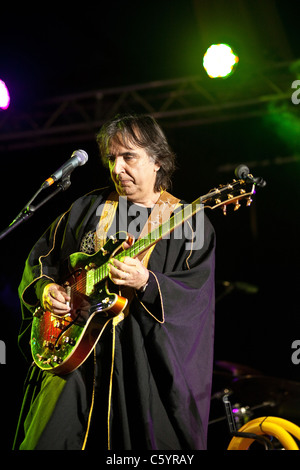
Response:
[95, 191, 119, 252]
[137, 191, 181, 265]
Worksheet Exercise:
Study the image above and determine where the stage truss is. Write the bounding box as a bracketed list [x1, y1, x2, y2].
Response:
[0, 60, 298, 151]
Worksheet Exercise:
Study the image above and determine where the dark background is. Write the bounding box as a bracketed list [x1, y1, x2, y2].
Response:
[0, 0, 299, 450]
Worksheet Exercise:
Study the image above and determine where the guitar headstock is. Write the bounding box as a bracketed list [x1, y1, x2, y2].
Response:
[202, 179, 256, 215]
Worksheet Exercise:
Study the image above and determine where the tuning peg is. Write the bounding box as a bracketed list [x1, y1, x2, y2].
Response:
[246, 197, 252, 207]
[222, 205, 227, 215]
[234, 201, 241, 211]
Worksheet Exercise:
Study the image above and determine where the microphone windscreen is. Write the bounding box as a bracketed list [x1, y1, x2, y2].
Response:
[234, 164, 249, 179]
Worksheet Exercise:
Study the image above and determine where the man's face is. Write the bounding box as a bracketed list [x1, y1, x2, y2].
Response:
[107, 140, 160, 206]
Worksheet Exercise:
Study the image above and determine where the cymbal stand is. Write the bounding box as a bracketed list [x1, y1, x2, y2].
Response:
[222, 393, 274, 450]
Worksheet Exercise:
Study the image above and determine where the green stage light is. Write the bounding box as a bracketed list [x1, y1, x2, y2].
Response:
[203, 44, 239, 78]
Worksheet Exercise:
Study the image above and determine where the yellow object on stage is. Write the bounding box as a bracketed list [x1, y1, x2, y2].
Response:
[227, 416, 300, 450]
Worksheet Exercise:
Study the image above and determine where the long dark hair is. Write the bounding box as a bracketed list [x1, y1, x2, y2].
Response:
[96, 113, 176, 191]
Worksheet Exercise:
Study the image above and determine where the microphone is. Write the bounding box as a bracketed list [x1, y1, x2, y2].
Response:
[235, 164, 250, 180]
[235, 164, 266, 188]
[42, 149, 88, 188]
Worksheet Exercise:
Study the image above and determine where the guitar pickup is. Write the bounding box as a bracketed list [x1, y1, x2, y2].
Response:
[51, 355, 63, 364]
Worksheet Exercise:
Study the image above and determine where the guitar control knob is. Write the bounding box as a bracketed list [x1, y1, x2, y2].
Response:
[51, 355, 63, 364]
[64, 336, 76, 346]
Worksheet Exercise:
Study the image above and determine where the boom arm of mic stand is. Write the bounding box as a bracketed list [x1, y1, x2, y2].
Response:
[0, 177, 71, 242]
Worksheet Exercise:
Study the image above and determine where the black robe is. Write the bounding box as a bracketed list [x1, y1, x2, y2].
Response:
[14, 187, 215, 450]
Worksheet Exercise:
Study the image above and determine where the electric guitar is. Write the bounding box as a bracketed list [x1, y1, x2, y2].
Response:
[31, 178, 256, 375]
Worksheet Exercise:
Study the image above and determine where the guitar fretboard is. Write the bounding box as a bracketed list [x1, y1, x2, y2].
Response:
[92, 196, 204, 285]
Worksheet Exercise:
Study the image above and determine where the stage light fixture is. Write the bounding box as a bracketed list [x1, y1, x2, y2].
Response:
[203, 44, 239, 78]
[0, 79, 10, 109]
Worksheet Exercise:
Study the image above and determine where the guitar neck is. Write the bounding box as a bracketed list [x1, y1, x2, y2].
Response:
[93, 194, 208, 284]
[76, 179, 255, 288]
[88, 179, 254, 286]
[118, 184, 234, 260]
[121, 196, 203, 258]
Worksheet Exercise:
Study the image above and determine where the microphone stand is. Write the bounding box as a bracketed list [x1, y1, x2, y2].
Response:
[0, 176, 71, 242]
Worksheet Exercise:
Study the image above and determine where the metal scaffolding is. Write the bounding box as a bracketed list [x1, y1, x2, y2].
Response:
[0, 61, 298, 151]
